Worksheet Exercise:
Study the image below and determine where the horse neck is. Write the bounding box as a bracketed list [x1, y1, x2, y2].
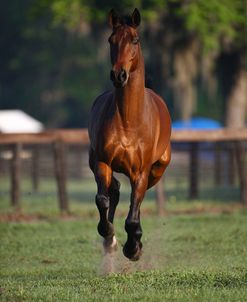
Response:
[115, 53, 145, 127]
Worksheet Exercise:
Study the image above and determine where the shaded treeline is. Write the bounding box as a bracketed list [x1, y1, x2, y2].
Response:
[0, 0, 246, 128]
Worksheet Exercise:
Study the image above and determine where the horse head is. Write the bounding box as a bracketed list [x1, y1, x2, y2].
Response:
[108, 8, 141, 88]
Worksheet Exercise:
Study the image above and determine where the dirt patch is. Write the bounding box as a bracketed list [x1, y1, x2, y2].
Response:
[41, 259, 58, 264]
[0, 204, 243, 223]
[0, 212, 47, 223]
[166, 204, 244, 216]
[0, 212, 79, 223]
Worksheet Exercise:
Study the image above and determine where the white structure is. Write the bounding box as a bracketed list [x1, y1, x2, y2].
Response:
[0, 110, 44, 133]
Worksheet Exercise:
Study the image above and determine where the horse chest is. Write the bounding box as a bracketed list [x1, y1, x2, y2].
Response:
[102, 132, 144, 174]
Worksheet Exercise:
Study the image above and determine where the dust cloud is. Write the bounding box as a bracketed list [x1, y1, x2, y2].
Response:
[99, 227, 168, 275]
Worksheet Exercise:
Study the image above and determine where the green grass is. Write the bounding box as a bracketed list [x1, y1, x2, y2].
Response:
[0, 177, 247, 301]
[1, 210, 247, 301]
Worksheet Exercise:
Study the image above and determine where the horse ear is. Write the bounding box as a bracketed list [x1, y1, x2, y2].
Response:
[131, 8, 141, 28]
[109, 9, 119, 28]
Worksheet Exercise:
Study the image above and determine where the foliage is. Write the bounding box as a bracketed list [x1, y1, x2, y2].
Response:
[47, 0, 247, 52]
[1, 0, 247, 126]
[49, 0, 166, 25]
[0, 0, 111, 127]
[176, 0, 247, 52]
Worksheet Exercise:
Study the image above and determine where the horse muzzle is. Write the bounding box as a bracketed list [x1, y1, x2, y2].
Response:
[110, 68, 129, 88]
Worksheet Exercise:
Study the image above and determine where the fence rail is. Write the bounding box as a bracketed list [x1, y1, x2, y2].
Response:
[0, 128, 247, 213]
[1, 128, 247, 144]
[0, 130, 89, 145]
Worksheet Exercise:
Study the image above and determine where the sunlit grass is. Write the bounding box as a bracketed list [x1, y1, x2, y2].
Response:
[1, 175, 246, 301]
[0, 212, 246, 301]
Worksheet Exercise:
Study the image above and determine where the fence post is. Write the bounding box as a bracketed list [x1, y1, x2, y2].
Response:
[235, 141, 247, 206]
[0, 146, 2, 175]
[155, 177, 165, 216]
[189, 142, 199, 199]
[11, 143, 22, 209]
[31, 145, 40, 191]
[214, 142, 222, 185]
[53, 140, 69, 213]
[228, 143, 236, 185]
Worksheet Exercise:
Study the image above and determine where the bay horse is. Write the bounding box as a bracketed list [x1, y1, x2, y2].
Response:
[88, 8, 171, 261]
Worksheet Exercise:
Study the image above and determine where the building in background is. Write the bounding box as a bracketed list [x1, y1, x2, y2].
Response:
[0, 110, 44, 133]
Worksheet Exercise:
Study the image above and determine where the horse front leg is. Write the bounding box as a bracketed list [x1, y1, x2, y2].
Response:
[94, 162, 117, 253]
[123, 173, 148, 261]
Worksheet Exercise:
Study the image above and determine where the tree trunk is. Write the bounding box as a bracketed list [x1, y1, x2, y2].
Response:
[225, 66, 247, 206]
[201, 52, 217, 99]
[172, 38, 199, 121]
[226, 69, 247, 127]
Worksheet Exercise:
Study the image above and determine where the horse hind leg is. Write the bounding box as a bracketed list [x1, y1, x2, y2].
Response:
[148, 143, 171, 189]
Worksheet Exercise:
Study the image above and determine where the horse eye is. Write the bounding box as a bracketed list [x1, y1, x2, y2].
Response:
[132, 37, 139, 44]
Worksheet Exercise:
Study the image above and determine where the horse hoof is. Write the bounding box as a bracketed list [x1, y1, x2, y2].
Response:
[103, 235, 118, 254]
[97, 221, 114, 238]
[123, 242, 142, 261]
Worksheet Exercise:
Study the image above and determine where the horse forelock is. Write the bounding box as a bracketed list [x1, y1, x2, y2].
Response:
[122, 15, 133, 26]
[113, 14, 135, 28]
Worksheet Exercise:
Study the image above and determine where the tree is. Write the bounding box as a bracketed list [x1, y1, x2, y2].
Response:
[177, 0, 247, 124]
[1, 1, 247, 127]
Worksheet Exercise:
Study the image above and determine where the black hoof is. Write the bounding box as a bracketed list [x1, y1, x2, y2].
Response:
[123, 241, 143, 261]
[97, 221, 114, 238]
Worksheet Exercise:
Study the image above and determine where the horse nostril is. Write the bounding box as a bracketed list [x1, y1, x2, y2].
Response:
[111, 69, 128, 86]
[110, 70, 116, 82]
[118, 70, 127, 82]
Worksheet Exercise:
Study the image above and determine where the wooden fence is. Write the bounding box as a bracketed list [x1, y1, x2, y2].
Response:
[0, 128, 247, 213]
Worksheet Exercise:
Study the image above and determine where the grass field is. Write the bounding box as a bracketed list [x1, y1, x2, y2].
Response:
[0, 178, 247, 301]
